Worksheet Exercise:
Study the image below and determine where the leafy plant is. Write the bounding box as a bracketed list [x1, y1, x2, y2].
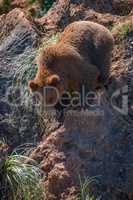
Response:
[0, 153, 45, 200]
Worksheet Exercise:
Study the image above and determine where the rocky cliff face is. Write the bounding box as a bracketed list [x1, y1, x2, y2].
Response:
[0, 0, 133, 200]
[0, 9, 41, 148]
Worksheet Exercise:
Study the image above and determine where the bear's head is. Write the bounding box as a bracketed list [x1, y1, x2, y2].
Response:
[28, 44, 83, 107]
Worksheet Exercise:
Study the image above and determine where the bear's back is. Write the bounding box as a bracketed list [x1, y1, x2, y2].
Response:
[59, 21, 114, 81]
[59, 21, 113, 58]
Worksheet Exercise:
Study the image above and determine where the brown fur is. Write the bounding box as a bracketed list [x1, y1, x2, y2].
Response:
[28, 21, 114, 104]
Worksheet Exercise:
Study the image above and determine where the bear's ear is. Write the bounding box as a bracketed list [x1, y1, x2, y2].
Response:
[47, 75, 61, 87]
[28, 80, 39, 92]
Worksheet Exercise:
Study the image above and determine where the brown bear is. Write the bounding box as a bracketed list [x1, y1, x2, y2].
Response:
[28, 21, 114, 106]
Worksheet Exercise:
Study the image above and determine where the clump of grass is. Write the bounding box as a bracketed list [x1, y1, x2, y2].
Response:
[38, 32, 59, 51]
[12, 34, 59, 134]
[77, 175, 100, 200]
[12, 50, 37, 108]
[112, 21, 133, 43]
[0, 152, 45, 200]
[13, 51, 37, 85]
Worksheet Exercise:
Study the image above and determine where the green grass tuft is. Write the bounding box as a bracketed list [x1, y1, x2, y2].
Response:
[112, 21, 133, 43]
[77, 175, 100, 200]
[39, 32, 59, 50]
[117, 23, 132, 39]
[0, 153, 45, 200]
